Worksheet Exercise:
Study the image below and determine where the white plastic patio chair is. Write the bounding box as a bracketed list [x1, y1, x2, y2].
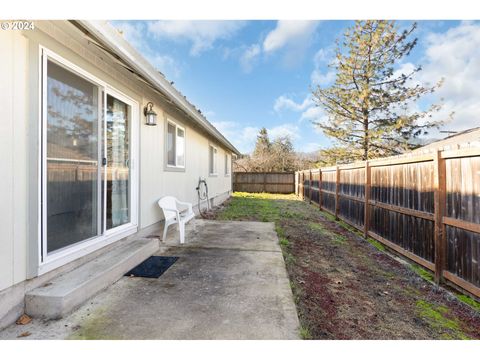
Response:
[157, 196, 195, 244]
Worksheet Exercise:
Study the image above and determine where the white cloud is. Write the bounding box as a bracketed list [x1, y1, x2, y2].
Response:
[268, 124, 301, 140]
[210, 121, 259, 154]
[264, 20, 321, 68]
[413, 21, 480, 133]
[300, 106, 325, 122]
[263, 21, 319, 53]
[304, 22, 480, 139]
[114, 21, 181, 78]
[115, 21, 145, 50]
[210, 121, 302, 154]
[210, 120, 237, 135]
[310, 48, 336, 87]
[274, 95, 313, 112]
[203, 110, 216, 118]
[147, 20, 246, 56]
[240, 44, 261, 73]
[149, 54, 181, 77]
[312, 48, 331, 64]
[393, 62, 417, 80]
[273, 93, 325, 124]
[299, 142, 321, 153]
[240, 126, 261, 149]
[234, 20, 320, 72]
[311, 69, 335, 87]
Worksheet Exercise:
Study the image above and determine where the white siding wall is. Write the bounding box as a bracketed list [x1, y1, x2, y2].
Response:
[139, 109, 232, 228]
[0, 31, 29, 291]
[0, 22, 233, 293]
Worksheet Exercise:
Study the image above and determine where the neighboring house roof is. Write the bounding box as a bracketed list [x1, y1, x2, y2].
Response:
[74, 20, 240, 156]
[413, 127, 480, 153]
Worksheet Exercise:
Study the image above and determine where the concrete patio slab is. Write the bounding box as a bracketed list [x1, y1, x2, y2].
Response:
[0, 220, 300, 340]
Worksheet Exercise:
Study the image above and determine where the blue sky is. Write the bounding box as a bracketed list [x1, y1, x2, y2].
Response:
[112, 20, 480, 154]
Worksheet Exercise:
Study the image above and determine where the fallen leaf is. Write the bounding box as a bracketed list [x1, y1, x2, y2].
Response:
[16, 314, 32, 325]
[17, 331, 31, 338]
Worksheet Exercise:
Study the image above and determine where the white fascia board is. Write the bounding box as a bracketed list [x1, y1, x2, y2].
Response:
[77, 20, 240, 155]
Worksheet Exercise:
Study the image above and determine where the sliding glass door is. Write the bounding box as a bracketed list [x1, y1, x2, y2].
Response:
[42, 49, 136, 261]
[46, 60, 101, 253]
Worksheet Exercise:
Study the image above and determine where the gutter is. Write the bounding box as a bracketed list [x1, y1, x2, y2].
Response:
[76, 20, 240, 156]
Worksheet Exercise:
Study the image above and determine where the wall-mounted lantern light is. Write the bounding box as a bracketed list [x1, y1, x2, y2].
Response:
[144, 102, 157, 126]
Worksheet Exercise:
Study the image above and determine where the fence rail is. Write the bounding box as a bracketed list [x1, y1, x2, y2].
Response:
[233, 172, 295, 193]
[295, 147, 480, 298]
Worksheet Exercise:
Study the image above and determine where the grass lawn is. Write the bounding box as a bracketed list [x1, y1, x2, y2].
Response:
[213, 192, 480, 339]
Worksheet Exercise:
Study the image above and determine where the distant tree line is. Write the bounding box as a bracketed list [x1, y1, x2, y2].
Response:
[233, 128, 319, 172]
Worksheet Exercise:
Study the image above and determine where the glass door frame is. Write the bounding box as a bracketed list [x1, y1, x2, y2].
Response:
[39, 46, 139, 274]
[103, 87, 138, 236]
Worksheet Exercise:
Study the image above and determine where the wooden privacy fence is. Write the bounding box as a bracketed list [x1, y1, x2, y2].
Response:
[295, 147, 480, 298]
[233, 172, 295, 193]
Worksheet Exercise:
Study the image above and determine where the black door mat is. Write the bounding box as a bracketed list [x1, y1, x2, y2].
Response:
[124, 256, 179, 278]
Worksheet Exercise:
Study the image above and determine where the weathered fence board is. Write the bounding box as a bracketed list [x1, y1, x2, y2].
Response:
[295, 148, 480, 298]
[234, 172, 295, 193]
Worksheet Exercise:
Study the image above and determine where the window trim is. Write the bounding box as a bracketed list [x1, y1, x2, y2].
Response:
[209, 144, 218, 177]
[164, 115, 186, 172]
[224, 153, 231, 176]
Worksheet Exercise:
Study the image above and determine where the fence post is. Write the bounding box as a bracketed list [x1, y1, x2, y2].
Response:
[364, 161, 371, 238]
[293, 172, 296, 194]
[304, 171, 307, 200]
[309, 169, 312, 203]
[263, 172, 267, 193]
[433, 150, 446, 284]
[306, 170, 309, 201]
[319, 168, 322, 210]
[303, 170, 307, 200]
[301, 172, 304, 200]
[335, 165, 340, 220]
[294, 172, 298, 196]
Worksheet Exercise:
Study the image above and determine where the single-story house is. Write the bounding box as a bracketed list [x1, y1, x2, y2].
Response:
[0, 20, 240, 328]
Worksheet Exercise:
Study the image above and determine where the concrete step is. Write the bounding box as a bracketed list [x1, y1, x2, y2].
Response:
[26, 238, 159, 319]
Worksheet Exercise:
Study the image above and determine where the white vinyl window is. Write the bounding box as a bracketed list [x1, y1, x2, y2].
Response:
[209, 145, 218, 176]
[225, 153, 230, 176]
[166, 120, 185, 168]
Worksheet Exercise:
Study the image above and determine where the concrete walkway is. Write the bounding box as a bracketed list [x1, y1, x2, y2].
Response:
[0, 220, 300, 340]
